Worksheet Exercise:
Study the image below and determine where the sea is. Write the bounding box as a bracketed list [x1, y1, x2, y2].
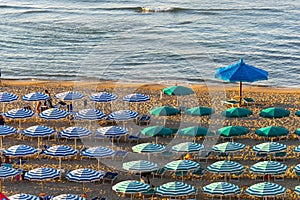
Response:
[0, 0, 299, 87]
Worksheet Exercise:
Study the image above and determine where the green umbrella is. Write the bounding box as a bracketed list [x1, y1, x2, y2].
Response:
[260, 107, 290, 118]
[141, 126, 174, 137]
[112, 180, 151, 199]
[217, 126, 249, 137]
[296, 110, 300, 117]
[155, 182, 197, 197]
[222, 107, 252, 118]
[163, 86, 194, 96]
[212, 142, 246, 153]
[255, 126, 289, 137]
[295, 128, 300, 136]
[150, 106, 180, 116]
[249, 161, 287, 175]
[177, 126, 212, 137]
[185, 106, 214, 116]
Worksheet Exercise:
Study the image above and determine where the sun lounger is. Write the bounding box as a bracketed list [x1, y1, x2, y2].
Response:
[128, 132, 140, 143]
[103, 172, 118, 184]
[137, 114, 151, 126]
[221, 99, 239, 107]
[242, 97, 256, 106]
[153, 167, 166, 179]
[113, 150, 128, 161]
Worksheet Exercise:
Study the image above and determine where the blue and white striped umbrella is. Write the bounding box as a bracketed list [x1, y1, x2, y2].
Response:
[155, 182, 197, 197]
[171, 142, 204, 153]
[203, 182, 241, 196]
[75, 109, 106, 120]
[81, 146, 115, 158]
[107, 110, 139, 121]
[207, 160, 244, 174]
[294, 164, 300, 173]
[123, 93, 150, 102]
[4, 145, 38, 157]
[132, 143, 165, 153]
[246, 182, 286, 197]
[295, 185, 300, 196]
[0, 92, 18, 102]
[8, 194, 39, 200]
[112, 180, 151, 194]
[96, 126, 128, 137]
[212, 142, 246, 153]
[164, 160, 200, 171]
[24, 167, 60, 180]
[253, 142, 286, 153]
[123, 160, 158, 173]
[294, 146, 300, 153]
[52, 194, 84, 200]
[250, 161, 287, 175]
[22, 92, 49, 101]
[0, 125, 17, 148]
[21, 125, 55, 137]
[59, 126, 92, 139]
[4, 108, 34, 119]
[43, 145, 77, 169]
[66, 168, 104, 182]
[55, 91, 84, 101]
[39, 108, 69, 120]
[89, 92, 118, 102]
[0, 166, 19, 179]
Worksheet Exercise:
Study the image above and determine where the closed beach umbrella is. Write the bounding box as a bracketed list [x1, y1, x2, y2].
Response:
[4, 145, 38, 168]
[107, 110, 139, 121]
[81, 146, 115, 170]
[132, 143, 165, 153]
[171, 142, 204, 153]
[8, 194, 39, 200]
[59, 126, 92, 149]
[185, 106, 214, 116]
[207, 160, 244, 174]
[0, 92, 18, 102]
[123, 160, 158, 173]
[177, 126, 211, 137]
[75, 109, 106, 120]
[260, 107, 290, 118]
[21, 125, 55, 148]
[255, 126, 289, 138]
[217, 126, 249, 137]
[112, 180, 151, 199]
[250, 161, 287, 175]
[203, 182, 240, 196]
[0, 125, 17, 148]
[156, 182, 197, 197]
[150, 106, 180, 116]
[39, 108, 69, 120]
[55, 91, 84, 101]
[123, 93, 150, 102]
[0, 166, 19, 192]
[212, 142, 246, 153]
[24, 168, 60, 192]
[22, 92, 49, 101]
[222, 107, 252, 118]
[52, 194, 84, 200]
[89, 92, 118, 102]
[246, 182, 286, 197]
[164, 160, 200, 172]
[141, 126, 174, 137]
[253, 142, 286, 153]
[215, 58, 268, 105]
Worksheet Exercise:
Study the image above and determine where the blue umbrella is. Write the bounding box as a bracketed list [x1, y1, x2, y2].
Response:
[123, 93, 150, 102]
[55, 91, 84, 101]
[96, 126, 128, 138]
[4, 108, 34, 127]
[4, 145, 38, 168]
[123, 160, 158, 173]
[81, 146, 115, 170]
[22, 92, 49, 101]
[89, 92, 118, 102]
[8, 194, 39, 200]
[75, 109, 106, 120]
[59, 126, 92, 148]
[0, 125, 17, 148]
[39, 108, 69, 120]
[21, 125, 55, 148]
[107, 110, 139, 121]
[0, 166, 19, 192]
[52, 194, 84, 200]
[215, 58, 268, 105]
[0, 92, 18, 102]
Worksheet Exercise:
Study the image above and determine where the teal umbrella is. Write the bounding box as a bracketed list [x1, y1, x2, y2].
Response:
[260, 107, 290, 118]
[217, 126, 249, 137]
[132, 143, 165, 153]
[112, 180, 151, 199]
[150, 106, 180, 116]
[255, 126, 289, 138]
[296, 110, 300, 117]
[249, 161, 287, 175]
[156, 182, 197, 197]
[171, 142, 204, 153]
[212, 142, 245, 153]
[222, 107, 252, 118]
[123, 160, 158, 173]
[141, 126, 174, 137]
[253, 142, 286, 153]
[246, 182, 286, 197]
[294, 146, 300, 153]
[164, 160, 200, 172]
[207, 160, 244, 174]
[185, 106, 214, 116]
[177, 126, 212, 137]
[295, 185, 300, 196]
[203, 182, 240, 196]
[294, 128, 300, 136]
[163, 86, 194, 96]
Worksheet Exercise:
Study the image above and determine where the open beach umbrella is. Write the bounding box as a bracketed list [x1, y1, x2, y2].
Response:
[150, 106, 180, 116]
[3, 145, 38, 168]
[185, 106, 214, 116]
[123, 93, 150, 102]
[112, 180, 151, 200]
[171, 142, 204, 153]
[249, 161, 287, 177]
[295, 128, 300, 137]
[141, 126, 174, 137]
[207, 160, 244, 175]
[0, 125, 17, 148]
[203, 182, 240, 197]
[255, 126, 289, 138]
[107, 110, 139, 121]
[55, 91, 84, 101]
[246, 182, 286, 198]
[260, 107, 290, 118]
[96, 126, 128, 146]
[253, 142, 286, 153]
[295, 185, 300, 196]
[164, 160, 200, 176]
[132, 143, 165, 153]
[43, 145, 78, 169]
[0, 92, 18, 112]
[39, 108, 69, 120]
[8, 193, 39, 200]
[123, 160, 158, 174]
[59, 126, 92, 148]
[294, 164, 300, 174]
[222, 107, 252, 118]
[177, 126, 211, 137]
[21, 125, 55, 149]
[215, 58, 268, 105]
[22, 92, 49, 102]
[163, 85, 194, 96]
[294, 145, 300, 153]
[296, 110, 300, 117]
[0, 166, 19, 192]
[81, 146, 115, 170]
[155, 182, 197, 198]
[24, 167, 60, 193]
[52, 194, 84, 200]
[212, 142, 246, 153]
[4, 108, 34, 127]
[89, 92, 118, 102]
[217, 126, 249, 138]
[75, 109, 106, 120]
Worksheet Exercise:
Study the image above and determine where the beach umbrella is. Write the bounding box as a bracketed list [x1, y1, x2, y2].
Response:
[296, 110, 300, 117]
[8, 194, 39, 200]
[81, 146, 115, 170]
[202, 182, 241, 196]
[75, 109, 106, 120]
[155, 182, 197, 197]
[212, 142, 246, 153]
[3, 145, 38, 168]
[294, 145, 300, 153]
[217, 126, 249, 138]
[123, 160, 158, 173]
[255, 126, 289, 138]
[0, 166, 19, 192]
[4, 108, 34, 127]
[260, 107, 290, 118]
[89, 92, 118, 102]
[164, 160, 200, 174]
[112, 180, 151, 199]
[59, 126, 92, 148]
[246, 182, 286, 198]
[295, 128, 300, 136]
[253, 142, 286, 153]
[177, 126, 211, 137]
[215, 58, 268, 105]
[295, 185, 300, 196]
[96, 126, 128, 145]
[0, 92, 18, 112]
[207, 160, 244, 175]
[123, 93, 150, 102]
[185, 106, 214, 116]
[132, 143, 165, 153]
[21, 125, 55, 149]
[294, 164, 300, 174]
[222, 107, 252, 118]
[171, 142, 204, 153]
[107, 110, 139, 121]
[150, 106, 180, 116]
[22, 92, 49, 101]
[43, 145, 78, 169]
[55, 91, 84, 101]
[52, 194, 84, 200]
[163, 85, 194, 96]
[24, 167, 60, 193]
[0, 125, 17, 148]
[141, 126, 174, 137]
[249, 161, 287, 176]
[39, 108, 69, 120]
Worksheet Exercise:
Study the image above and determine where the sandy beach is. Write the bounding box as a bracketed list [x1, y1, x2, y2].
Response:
[1, 79, 300, 200]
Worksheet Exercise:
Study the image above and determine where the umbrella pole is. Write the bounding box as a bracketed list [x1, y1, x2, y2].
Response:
[82, 182, 85, 194]
[239, 82, 242, 106]
[75, 138, 77, 149]
[42, 181, 44, 193]
[0, 136, 2, 149]
[38, 137, 40, 149]
[20, 157, 22, 169]
[0, 179, 2, 192]
[98, 159, 100, 171]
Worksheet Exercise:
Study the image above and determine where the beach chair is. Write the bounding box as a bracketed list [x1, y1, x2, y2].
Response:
[230, 170, 244, 182]
[221, 99, 239, 107]
[192, 168, 205, 181]
[137, 114, 151, 126]
[153, 167, 166, 179]
[113, 150, 128, 161]
[128, 132, 141, 143]
[103, 171, 118, 184]
[255, 152, 268, 160]
[242, 97, 256, 106]
[274, 151, 287, 161]
[198, 150, 211, 163]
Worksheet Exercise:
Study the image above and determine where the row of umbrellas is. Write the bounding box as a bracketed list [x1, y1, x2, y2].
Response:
[6, 193, 85, 200]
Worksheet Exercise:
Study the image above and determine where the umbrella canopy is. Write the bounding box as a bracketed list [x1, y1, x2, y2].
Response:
[59, 126, 92, 139]
[295, 185, 300, 196]
[150, 106, 180, 116]
[294, 164, 300, 173]
[212, 142, 246, 153]
[75, 109, 106, 120]
[132, 143, 165, 153]
[202, 182, 241, 196]
[4, 108, 34, 119]
[39, 108, 69, 120]
[22, 92, 49, 101]
[294, 145, 300, 153]
[0, 125, 17, 148]
[295, 128, 300, 136]
[107, 110, 139, 121]
[0, 166, 19, 179]
[123, 160, 158, 173]
[253, 142, 286, 153]
[0, 92, 18, 102]
[66, 168, 104, 182]
[255, 126, 289, 137]
[141, 126, 174, 137]
[112, 180, 151, 194]
[8, 194, 39, 200]
[55, 91, 84, 101]
[52, 194, 84, 200]
[207, 160, 244, 174]
[246, 182, 286, 197]
[89, 92, 118, 102]
[164, 160, 200, 171]
[163, 86, 194, 96]
[96, 126, 128, 137]
[43, 145, 78, 157]
[217, 126, 249, 137]
[24, 167, 60, 180]
[296, 110, 300, 117]
[155, 182, 197, 197]
[81, 146, 115, 158]
[260, 107, 290, 118]
[185, 106, 214, 116]
[21, 125, 55, 137]
[250, 161, 287, 175]
[4, 145, 38, 157]
[123, 93, 150, 102]
[222, 107, 252, 118]
[177, 126, 211, 137]
[171, 142, 204, 153]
